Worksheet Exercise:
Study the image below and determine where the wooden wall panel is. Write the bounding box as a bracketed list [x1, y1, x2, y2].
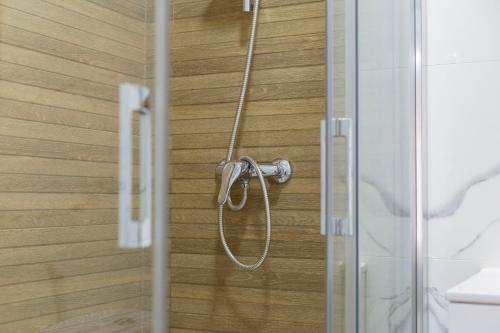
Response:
[166, 1, 335, 332]
[0, 0, 345, 331]
[0, 1, 150, 332]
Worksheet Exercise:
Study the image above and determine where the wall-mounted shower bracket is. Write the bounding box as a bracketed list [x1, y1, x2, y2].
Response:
[243, 0, 254, 12]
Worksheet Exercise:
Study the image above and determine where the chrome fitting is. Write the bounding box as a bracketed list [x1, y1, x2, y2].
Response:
[215, 159, 292, 184]
[243, 0, 254, 12]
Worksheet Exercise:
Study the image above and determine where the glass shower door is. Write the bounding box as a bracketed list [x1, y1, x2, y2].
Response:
[325, 0, 417, 332]
[0, 1, 157, 331]
[357, 0, 416, 331]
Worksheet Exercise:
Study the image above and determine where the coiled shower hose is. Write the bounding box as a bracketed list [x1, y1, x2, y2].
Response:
[219, 157, 271, 270]
[218, 0, 272, 270]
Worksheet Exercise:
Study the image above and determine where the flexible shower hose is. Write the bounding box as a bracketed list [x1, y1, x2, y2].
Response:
[218, 0, 272, 270]
[219, 157, 271, 270]
[225, 0, 260, 162]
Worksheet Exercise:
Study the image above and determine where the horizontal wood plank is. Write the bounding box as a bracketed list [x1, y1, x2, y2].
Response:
[0, 4, 144, 63]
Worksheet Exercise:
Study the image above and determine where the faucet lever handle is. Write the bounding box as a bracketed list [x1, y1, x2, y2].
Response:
[218, 161, 247, 205]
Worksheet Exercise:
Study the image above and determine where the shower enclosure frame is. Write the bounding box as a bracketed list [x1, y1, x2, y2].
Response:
[153, 0, 170, 333]
[150, 0, 426, 331]
[324, 0, 426, 332]
[415, 0, 426, 332]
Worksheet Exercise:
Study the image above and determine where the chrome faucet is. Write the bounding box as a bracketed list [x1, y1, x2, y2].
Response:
[216, 159, 293, 206]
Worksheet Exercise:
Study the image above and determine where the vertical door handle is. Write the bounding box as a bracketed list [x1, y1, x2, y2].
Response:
[119, 84, 152, 248]
[321, 118, 354, 236]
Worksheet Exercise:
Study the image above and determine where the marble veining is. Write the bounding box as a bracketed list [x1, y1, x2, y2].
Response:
[428, 164, 500, 219]
[428, 287, 449, 312]
[362, 163, 500, 221]
[363, 162, 500, 333]
[384, 286, 412, 333]
[360, 168, 413, 333]
[453, 216, 500, 257]
[363, 225, 394, 256]
[427, 287, 450, 333]
[361, 174, 410, 218]
[365, 286, 413, 333]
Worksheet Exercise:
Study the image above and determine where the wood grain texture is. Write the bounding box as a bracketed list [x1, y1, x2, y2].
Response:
[0, 1, 150, 332]
[165, 0, 339, 332]
[0, 0, 347, 331]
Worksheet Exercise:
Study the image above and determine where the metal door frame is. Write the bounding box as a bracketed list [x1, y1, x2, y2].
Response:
[153, 0, 171, 332]
[324, 0, 425, 331]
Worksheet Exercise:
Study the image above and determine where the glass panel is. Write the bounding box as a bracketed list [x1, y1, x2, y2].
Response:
[357, 0, 416, 332]
[326, 0, 356, 331]
[0, 1, 153, 331]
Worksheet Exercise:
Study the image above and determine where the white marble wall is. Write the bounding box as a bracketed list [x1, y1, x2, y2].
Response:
[425, 1, 500, 332]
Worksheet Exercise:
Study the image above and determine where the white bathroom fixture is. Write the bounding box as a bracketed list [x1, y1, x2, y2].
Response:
[446, 268, 500, 333]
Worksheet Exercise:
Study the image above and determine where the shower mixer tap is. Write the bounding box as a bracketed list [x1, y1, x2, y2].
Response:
[216, 159, 292, 205]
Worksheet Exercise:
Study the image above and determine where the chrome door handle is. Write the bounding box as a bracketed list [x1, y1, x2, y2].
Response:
[321, 118, 354, 236]
[119, 84, 152, 248]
